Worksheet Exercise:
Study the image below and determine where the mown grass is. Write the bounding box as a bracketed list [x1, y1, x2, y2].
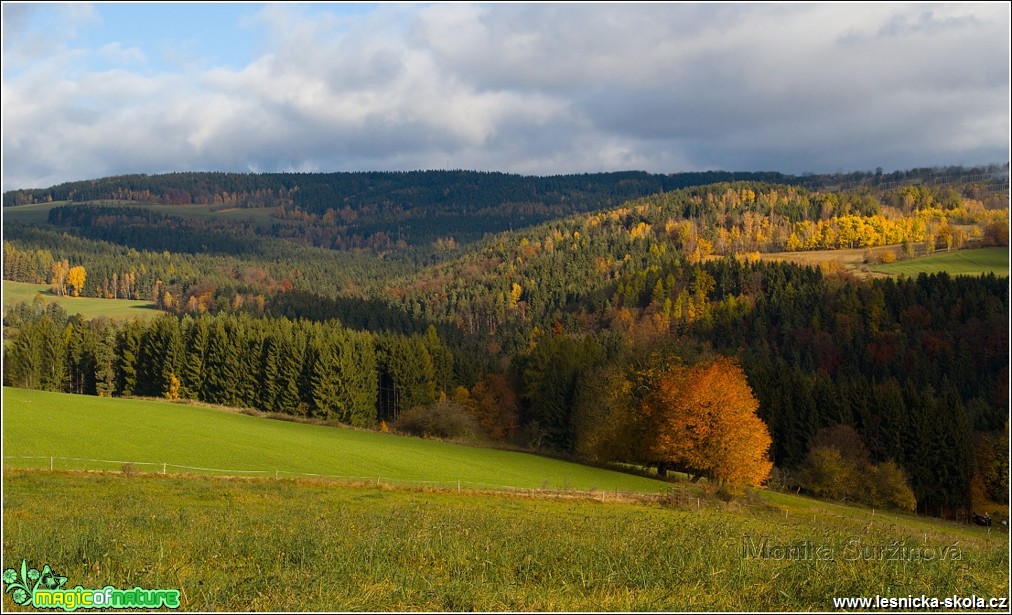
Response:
[2, 387, 667, 494]
[2, 281, 164, 321]
[0, 201, 67, 225]
[2, 470, 1006, 611]
[871, 247, 1009, 278]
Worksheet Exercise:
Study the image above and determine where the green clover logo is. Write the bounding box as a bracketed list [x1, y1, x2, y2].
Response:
[12, 588, 28, 605]
[3, 560, 67, 607]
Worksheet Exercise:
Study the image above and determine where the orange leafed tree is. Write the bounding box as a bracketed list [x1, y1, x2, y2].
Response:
[643, 356, 772, 487]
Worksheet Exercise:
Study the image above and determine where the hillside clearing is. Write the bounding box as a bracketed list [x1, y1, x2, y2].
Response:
[2, 281, 164, 321]
[870, 246, 1009, 277]
[761, 245, 1008, 279]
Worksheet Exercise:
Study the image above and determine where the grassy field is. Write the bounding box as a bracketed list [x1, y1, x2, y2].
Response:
[763, 245, 1009, 280]
[1, 387, 666, 494]
[2, 470, 1006, 611]
[870, 246, 1009, 277]
[0, 201, 69, 225]
[2, 281, 165, 321]
[2, 388, 1008, 610]
[761, 245, 892, 279]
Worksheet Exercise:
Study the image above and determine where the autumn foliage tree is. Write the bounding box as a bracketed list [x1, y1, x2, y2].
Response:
[643, 356, 773, 488]
[50, 259, 69, 296]
[67, 266, 87, 297]
[466, 373, 521, 441]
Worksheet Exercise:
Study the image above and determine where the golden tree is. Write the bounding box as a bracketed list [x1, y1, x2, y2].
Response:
[66, 266, 87, 297]
[643, 356, 772, 488]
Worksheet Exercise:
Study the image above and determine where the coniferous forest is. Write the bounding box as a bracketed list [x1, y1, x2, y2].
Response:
[3, 165, 1009, 518]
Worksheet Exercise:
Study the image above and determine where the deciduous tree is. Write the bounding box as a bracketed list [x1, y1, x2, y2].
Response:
[67, 266, 87, 297]
[643, 356, 772, 487]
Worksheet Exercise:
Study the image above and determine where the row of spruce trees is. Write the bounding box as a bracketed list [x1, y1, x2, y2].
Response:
[4, 307, 457, 427]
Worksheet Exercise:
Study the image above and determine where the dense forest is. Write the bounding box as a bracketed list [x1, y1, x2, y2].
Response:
[4, 170, 799, 250]
[3, 165, 1009, 518]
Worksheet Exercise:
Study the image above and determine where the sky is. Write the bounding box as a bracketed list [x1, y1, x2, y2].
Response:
[1, 2, 1009, 191]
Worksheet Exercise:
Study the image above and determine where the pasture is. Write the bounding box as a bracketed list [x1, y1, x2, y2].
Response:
[870, 246, 1009, 277]
[761, 245, 891, 279]
[1, 387, 667, 494]
[2, 281, 164, 321]
[3, 387, 1009, 610]
[764, 245, 1009, 279]
[2, 469, 1006, 611]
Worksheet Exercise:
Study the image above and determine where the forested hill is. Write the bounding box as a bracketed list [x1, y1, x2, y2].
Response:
[3, 170, 799, 210]
[2, 170, 802, 249]
[6, 166, 1007, 251]
[3, 164, 1008, 519]
[5, 166, 1006, 212]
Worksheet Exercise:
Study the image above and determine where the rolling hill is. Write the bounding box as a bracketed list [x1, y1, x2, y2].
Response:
[1, 387, 667, 494]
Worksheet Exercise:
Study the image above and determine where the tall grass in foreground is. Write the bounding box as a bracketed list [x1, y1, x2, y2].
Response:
[3, 470, 1007, 611]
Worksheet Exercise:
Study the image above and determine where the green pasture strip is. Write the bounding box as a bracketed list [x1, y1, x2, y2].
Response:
[871, 247, 1009, 277]
[96, 201, 277, 224]
[1, 387, 666, 494]
[2, 470, 1005, 611]
[1, 201, 67, 225]
[2, 281, 164, 321]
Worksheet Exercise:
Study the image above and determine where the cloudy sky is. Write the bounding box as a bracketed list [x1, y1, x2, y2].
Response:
[1, 2, 1009, 191]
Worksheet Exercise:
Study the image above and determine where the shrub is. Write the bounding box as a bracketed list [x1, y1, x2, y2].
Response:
[982, 221, 1009, 247]
[801, 447, 859, 500]
[716, 482, 744, 501]
[800, 425, 917, 510]
[392, 400, 483, 440]
[868, 460, 917, 511]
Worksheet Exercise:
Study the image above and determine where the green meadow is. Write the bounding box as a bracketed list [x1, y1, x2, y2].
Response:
[2, 387, 1008, 611]
[2, 470, 1006, 611]
[871, 247, 1009, 278]
[1, 387, 665, 493]
[2, 281, 164, 321]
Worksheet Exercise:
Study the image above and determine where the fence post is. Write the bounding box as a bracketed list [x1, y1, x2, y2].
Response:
[50, 456, 54, 471]
[457, 480, 461, 494]
[162, 463, 167, 475]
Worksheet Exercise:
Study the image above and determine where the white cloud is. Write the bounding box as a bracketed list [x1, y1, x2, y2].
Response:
[2, 3, 1008, 191]
[97, 42, 146, 65]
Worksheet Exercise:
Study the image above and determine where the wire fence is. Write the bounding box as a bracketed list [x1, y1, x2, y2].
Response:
[2, 454, 666, 502]
[7, 457, 1005, 534]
